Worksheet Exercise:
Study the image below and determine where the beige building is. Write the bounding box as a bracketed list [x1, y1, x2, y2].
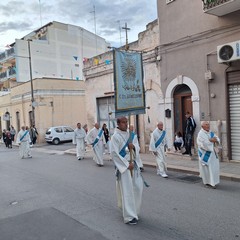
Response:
[0, 20, 109, 142]
[157, 0, 240, 160]
[0, 78, 86, 142]
[83, 20, 161, 152]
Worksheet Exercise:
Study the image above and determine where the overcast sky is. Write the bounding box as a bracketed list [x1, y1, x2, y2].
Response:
[0, 0, 157, 51]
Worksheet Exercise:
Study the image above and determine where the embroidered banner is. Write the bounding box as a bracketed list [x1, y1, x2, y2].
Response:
[113, 50, 145, 117]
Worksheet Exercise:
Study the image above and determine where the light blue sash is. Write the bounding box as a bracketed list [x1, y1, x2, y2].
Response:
[155, 130, 166, 148]
[20, 131, 28, 142]
[198, 131, 215, 164]
[92, 129, 103, 147]
[119, 139, 129, 158]
[129, 131, 135, 143]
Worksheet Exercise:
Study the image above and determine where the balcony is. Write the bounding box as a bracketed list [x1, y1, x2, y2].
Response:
[0, 52, 6, 61]
[203, 0, 240, 16]
[9, 67, 16, 76]
[0, 71, 7, 80]
[0, 47, 15, 61]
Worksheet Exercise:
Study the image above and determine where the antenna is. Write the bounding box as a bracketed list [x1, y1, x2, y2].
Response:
[90, 5, 98, 55]
[39, 0, 43, 27]
[117, 20, 122, 46]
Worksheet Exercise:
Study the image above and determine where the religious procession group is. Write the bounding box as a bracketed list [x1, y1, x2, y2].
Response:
[72, 116, 221, 225]
[10, 117, 220, 225]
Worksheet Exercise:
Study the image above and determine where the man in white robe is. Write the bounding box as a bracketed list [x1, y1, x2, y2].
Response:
[73, 123, 86, 160]
[149, 121, 170, 178]
[16, 126, 32, 159]
[111, 117, 143, 225]
[86, 123, 104, 166]
[197, 121, 220, 189]
[129, 125, 144, 171]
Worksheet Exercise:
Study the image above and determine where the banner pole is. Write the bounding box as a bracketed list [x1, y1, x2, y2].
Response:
[128, 114, 133, 177]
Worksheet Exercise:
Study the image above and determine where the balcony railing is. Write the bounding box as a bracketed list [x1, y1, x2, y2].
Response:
[6, 47, 14, 56]
[0, 47, 15, 61]
[9, 67, 16, 76]
[203, 0, 240, 16]
[0, 71, 7, 79]
[0, 52, 6, 61]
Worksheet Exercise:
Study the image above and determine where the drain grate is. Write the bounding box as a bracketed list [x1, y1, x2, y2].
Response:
[177, 175, 201, 183]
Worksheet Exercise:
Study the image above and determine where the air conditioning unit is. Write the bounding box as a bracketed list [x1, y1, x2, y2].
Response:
[217, 40, 240, 63]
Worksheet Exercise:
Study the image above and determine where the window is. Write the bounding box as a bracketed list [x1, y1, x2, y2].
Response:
[64, 127, 74, 132]
[55, 127, 63, 133]
[166, 0, 175, 4]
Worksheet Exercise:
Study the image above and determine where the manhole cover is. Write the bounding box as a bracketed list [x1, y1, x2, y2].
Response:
[177, 175, 201, 183]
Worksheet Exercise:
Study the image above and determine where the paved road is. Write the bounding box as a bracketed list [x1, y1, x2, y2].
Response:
[0, 144, 239, 240]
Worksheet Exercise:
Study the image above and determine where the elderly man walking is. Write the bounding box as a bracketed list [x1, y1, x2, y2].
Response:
[16, 126, 32, 159]
[73, 123, 86, 160]
[111, 117, 143, 225]
[149, 121, 170, 178]
[86, 123, 104, 166]
[197, 121, 220, 189]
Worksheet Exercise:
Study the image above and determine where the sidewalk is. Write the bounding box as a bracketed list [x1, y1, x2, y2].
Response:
[65, 148, 240, 182]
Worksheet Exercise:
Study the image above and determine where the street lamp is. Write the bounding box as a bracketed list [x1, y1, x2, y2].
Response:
[27, 40, 35, 126]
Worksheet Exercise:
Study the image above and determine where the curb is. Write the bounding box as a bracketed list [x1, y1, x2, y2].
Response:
[64, 148, 240, 182]
[142, 162, 240, 182]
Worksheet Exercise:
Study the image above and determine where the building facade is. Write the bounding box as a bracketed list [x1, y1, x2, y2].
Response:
[0, 21, 109, 141]
[157, 0, 240, 160]
[83, 20, 161, 152]
[0, 78, 86, 143]
[0, 21, 109, 89]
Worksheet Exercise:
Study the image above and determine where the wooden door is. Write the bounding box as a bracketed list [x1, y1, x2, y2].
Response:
[173, 84, 192, 136]
[183, 96, 193, 126]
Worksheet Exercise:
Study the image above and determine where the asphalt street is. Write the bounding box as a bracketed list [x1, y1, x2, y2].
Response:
[0, 143, 240, 240]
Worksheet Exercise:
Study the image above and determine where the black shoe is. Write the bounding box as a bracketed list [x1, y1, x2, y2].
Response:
[205, 184, 216, 189]
[127, 218, 138, 225]
[182, 152, 189, 155]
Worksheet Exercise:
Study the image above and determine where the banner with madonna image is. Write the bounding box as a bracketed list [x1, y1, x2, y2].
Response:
[113, 49, 145, 117]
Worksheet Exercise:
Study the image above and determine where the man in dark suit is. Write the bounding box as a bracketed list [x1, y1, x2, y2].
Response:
[182, 112, 196, 156]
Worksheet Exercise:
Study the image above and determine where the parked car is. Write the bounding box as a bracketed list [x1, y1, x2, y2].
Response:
[45, 126, 74, 145]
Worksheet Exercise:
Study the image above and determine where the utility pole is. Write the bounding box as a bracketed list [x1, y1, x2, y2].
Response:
[27, 40, 35, 126]
[122, 23, 130, 51]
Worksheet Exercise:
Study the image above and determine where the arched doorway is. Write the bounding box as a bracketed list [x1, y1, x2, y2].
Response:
[173, 84, 193, 136]
[164, 75, 200, 146]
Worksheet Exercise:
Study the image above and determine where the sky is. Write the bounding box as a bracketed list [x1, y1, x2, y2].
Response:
[0, 0, 157, 51]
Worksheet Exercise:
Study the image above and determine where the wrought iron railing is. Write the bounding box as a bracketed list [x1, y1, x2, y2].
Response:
[0, 52, 6, 61]
[9, 67, 16, 76]
[6, 47, 14, 56]
[202, 0, 231, 10]
[0, 71, 7, 79]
